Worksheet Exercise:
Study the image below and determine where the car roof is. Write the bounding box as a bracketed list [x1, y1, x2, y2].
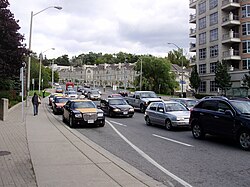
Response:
[107, 97, 125, 100]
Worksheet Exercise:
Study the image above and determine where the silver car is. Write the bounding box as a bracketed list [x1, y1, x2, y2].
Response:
[144, 101, 190, 130]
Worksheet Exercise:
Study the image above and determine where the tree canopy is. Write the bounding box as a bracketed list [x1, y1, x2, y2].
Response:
[215, 61, 232, 93]
[189, 65, 201, 93]
[0, 0, 28, 83]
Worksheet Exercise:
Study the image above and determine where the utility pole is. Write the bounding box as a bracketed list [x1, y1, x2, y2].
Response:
[139, 58, 142, 90]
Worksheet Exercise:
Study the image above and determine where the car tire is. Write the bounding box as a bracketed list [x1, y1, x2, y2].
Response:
[109, 111, 114, 117]
[128, 114, 133, 118]
[140, 104, 145, 113]
[192, 123, 205, 139]
[69, 116, 75, 128]
[165, 119, 172, 130]
[145, 116, 151, 126]
[238, 130, 250, 151]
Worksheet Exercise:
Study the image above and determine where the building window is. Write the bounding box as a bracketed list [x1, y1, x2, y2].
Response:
[242, 5, 250, 18]
[199, 64, 206, 74]
[242, 22, 250, 36]
[210, 62, 217, 73]
[243, 58, 250, 69]
[210, 81, 217, 92]
[242, 40, 250, 53]
[210, 28, 218, 41]
[199, 48, 206, 60]
[209, 0, 218, 9]
[199, 32, 206, 45]
[198, 1, 206, 15]
[199, 81, 206, 92]
[199, 17, 206, 30]
[210, 45, 218, 58]
[210, 12, 218, 26]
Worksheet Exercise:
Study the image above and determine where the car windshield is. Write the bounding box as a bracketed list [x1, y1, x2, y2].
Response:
[91, 90, 99, 94]
[109, 99, 127, 105]
[73, 101, 96, 109]
[56, 98, 68, 103]
[68, 91, 77, 94]
[140, 92, 157, 98]
[165, 102, 188, 112]
[186, 100, 198, 107]
[230, 100, 250, 114]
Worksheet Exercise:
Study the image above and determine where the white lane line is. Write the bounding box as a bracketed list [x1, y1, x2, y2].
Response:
[152, 134, 194, 147]
[109, 120, 127, 127]
[107, 120, 192, 187]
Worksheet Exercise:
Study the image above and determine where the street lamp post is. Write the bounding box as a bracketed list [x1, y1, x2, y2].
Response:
[168, 42, 184, 98]
[139, 58, 142, 90]
[38, 48, 55, 93]
[26, 6, 62, 105]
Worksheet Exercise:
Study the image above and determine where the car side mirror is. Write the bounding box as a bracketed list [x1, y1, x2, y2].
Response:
[225, 110, 234, 117]
[158, 108, 164, 113]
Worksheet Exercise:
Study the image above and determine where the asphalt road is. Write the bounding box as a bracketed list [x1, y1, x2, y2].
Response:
[49, 87, 250, 187]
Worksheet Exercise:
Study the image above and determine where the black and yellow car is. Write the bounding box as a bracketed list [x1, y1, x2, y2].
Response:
[62, 99, 105, 128]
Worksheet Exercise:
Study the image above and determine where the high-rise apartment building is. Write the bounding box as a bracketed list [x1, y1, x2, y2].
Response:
[189, 0, 250, 94]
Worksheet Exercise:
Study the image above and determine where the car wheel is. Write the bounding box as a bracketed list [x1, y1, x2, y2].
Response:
[109, 111, 114, 117]
[238, 130, 250, 150]
[145, 116, 151, 126]
[140, 104, 145, 113]
[165, 119, 172, 130]
[192, 123, 205, 139]
[128, 114, 133, 118]
[69, 116, 75, 128]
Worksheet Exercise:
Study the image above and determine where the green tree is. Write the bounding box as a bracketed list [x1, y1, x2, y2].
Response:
[0, 0, 28, 90]
[167, 49, 189, 68]
[242, 71, 250, 88]
[134, 56, 178, 94]
[215, 61, 232, 94]
[189, 65, 201, 93]
[54, 55, 70, 66]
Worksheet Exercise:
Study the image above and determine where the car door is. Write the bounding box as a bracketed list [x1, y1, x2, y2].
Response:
[198, 100, 219, 133]
[211, 101, 235, 137]
[63, 101, 71, 120]
[155, 103, 166, 126]
[147, 102, 158, 124]
[100, 100, 108, 115]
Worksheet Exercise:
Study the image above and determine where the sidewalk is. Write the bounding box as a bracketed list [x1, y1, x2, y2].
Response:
[0, 98, 167, 187]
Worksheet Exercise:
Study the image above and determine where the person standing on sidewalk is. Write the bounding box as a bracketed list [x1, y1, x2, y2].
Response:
[32, 92, 40, 116]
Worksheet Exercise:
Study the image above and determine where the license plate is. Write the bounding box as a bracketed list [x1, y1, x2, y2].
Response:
[123, 111, 128, 115]
[88, 120, 94, 123]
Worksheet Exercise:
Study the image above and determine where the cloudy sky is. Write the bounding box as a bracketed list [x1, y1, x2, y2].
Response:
[8, 0, 192, 59]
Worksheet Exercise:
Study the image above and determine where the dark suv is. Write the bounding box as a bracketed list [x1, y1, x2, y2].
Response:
[189, 96, 250, 150]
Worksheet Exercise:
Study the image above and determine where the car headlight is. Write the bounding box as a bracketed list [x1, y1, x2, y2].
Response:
[97, 113, 104, 117]
[75, 113, 82, 118]
[129, 108, 134, 111]
[176, 117, 184, 121]
[113, 108, 121, 112]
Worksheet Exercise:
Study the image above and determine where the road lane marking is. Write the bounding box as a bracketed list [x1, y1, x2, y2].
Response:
[109, 120, 127, 127]
[152, 134, 194, 147]
[107, 120, 192, 187]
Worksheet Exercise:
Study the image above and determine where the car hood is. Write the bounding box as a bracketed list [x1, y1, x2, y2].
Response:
[167, 111, 190, 118]
[75, 108, 97, 113]
[142, 98, 163, 102]
[111, 105, 133, 109]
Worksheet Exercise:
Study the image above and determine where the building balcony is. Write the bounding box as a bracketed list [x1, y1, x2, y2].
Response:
[189, 28, 196, 38]
[189, 13, 196, 23]
[222, 31, 241, 44]
[223, 48, 241, 60]
[189, 0, 197, 9]
[222, 0, 240, 11]
[189, 42, 196, 52]
[222, 13, 240, 27]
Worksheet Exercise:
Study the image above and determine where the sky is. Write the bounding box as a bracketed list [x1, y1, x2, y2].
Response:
[8, 0, 192, 59]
